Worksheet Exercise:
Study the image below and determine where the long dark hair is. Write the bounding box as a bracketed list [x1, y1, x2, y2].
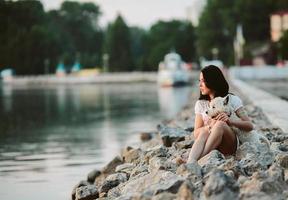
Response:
[199, 65, 229, 100]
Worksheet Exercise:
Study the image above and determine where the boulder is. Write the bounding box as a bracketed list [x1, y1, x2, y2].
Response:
[75, 185, 99, 200]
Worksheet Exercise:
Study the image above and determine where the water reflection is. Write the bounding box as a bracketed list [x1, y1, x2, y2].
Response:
[0, 83, 193, 200]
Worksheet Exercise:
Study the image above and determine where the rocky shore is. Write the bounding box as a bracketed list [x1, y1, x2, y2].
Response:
[71, 82, 288, 200]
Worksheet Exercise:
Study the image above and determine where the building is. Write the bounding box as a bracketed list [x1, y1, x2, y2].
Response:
[271, 11, 288, 42]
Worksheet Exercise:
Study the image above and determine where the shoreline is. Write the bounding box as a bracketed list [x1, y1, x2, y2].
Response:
[71, 74, 288, 200]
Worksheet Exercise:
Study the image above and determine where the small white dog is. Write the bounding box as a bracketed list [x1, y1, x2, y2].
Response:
[206, 96, 270, 147]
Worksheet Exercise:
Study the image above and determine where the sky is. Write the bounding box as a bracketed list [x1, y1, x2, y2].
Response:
[40, 0, 206, 28]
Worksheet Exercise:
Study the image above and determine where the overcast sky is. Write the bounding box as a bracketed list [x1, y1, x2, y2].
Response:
[40, 0, 206, 28]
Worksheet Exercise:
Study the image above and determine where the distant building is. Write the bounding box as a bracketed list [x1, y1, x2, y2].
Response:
[270, 11, 288, 42]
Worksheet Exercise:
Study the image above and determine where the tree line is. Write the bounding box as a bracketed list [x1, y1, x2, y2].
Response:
[0, 0, 287, 75]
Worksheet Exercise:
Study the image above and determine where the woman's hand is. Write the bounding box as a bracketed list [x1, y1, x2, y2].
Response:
[214, 112, 230, 124]
[207, 118, 217, 127]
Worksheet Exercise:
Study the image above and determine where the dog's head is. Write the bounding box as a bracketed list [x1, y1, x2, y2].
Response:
[206, 96, 232, 118]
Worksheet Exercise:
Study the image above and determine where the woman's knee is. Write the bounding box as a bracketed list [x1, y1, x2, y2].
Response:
[214, 121, 228, 130]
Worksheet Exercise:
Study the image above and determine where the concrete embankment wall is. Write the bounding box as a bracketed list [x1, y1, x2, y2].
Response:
[230, 67, 288, 133]
[2, 72, 158, 85]
[230, 66, 288, 80]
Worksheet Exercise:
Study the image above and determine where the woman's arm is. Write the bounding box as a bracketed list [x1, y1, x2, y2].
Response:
[193, 114, 209, 139]
[228, 107, 253, 131]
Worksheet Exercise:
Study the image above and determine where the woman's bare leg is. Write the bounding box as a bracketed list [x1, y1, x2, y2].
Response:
[201, 121, 236, 157]
[187, 127, 209, 163]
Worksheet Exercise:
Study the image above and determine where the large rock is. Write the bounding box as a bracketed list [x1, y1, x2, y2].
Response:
[75, 185, 99, 200]
[122, 147, 143, 164]
[240, 164, 287, 196]
[87, 169, 101, 184]
[72, 180, 90, 200]
[198, 150, 225, 175]
[120, 170, 184, 197]
[95, 156, 124, 187]
[115, 163, 135, 174]
[176, 180, 195, 200]
[201, 169, 239, 200]
[157, 124, 190, 147]
[99, 173, 129, 193]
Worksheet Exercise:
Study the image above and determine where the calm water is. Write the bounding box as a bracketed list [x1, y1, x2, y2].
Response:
[0, 83, 194, 200]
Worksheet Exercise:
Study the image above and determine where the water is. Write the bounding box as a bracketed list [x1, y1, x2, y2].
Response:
[0, 83, 194, 200]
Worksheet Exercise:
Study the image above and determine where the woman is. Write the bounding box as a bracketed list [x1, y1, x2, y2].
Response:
[186, 65, 253, 163]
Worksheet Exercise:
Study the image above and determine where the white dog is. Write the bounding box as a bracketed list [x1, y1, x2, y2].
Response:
[206, 96, 270, 147]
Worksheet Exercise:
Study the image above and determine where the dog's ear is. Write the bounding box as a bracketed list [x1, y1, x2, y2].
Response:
[223, 95, 229, 105]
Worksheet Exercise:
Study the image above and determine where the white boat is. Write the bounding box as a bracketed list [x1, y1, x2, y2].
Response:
[157, 52, 190, 87]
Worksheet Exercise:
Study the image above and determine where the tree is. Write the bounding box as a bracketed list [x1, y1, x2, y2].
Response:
[143, 20, 196, 70]
[104, 15, 134, 72]
[196, 0, 236, 65]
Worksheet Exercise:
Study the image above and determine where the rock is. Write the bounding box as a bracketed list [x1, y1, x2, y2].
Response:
[218, 157, 246, 178]
[148, 156, 164, 171]
[238, 154, 262, 176]
[87, 169, 101, 184]
[157, 124, 190, 147]
[176, 162, 202, 180]
[202, 169, 239, 200]
[94, 156, 124, 187]
[176, 180, 195, 200]
[173, 140, 194, 150]
[121, 170, 184, 197]
[72, 180, 90, 200]
[198, 150, 225, 175]
[240, 165, 287, 195]
[99, 173, 129, 193]
[75, 185, 99, 200]
[115, 163, 135, 174]
[151, 192, 177, 200]
[122, 148, 143, 164]
[102, 156, 123, 174]
[130, 164, 149, 178]
[144, 145, 169, 162]
[140, 132, 153, 141]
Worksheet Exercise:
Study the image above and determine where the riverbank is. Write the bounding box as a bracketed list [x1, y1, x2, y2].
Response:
[1, 72, 157, 85]
[71, 74, 288, 200]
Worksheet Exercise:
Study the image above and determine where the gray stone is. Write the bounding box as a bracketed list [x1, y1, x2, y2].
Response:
[176, 162, 202, 180]
[198, 150, 225, 175]
[140, 132, 153, 142]
[121, 170, 184, 197]
[202, 169, 239, 200]
[102, 156, 123, 174]
[72, 180, 90, 200]
[176, 181, 195, 200]
[122, 148, 143, 164]
[75, 185, 99, 200]
[100, 173, 129, 193]
[115, 163, 135, 174]
[157, 124, 190, 147]
[87, 169, 101, 184]
[151, 192, 177, 200]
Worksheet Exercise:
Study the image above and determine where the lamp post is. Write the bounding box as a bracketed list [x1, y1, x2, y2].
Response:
[211, 48, 219, 60]
[102, 53, 109, 73]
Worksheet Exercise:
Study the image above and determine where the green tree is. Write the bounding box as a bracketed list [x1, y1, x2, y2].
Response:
[279, 30, 288, 60]
[143, 20, 196, 70]
[0, 0, 50, 74]
[104, 15, 134, 71]
[56, 1, 103, 68]
[196, 0, 236, 65]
